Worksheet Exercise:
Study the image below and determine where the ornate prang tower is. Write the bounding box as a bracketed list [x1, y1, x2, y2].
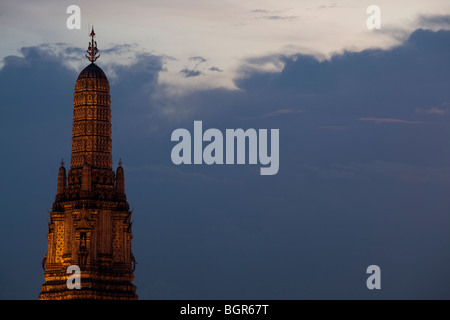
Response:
[40, 28, 137, 300]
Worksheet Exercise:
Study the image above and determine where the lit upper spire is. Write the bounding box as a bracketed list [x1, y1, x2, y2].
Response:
[86, 26, 100, 63]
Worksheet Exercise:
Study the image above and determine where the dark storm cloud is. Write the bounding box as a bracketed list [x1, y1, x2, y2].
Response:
[226, 29, 450, 125]
[2, 27, 450, 299]
[128, 29, 450, 299]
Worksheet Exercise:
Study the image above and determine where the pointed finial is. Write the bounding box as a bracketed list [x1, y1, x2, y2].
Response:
[86, 26, 100, 63]
[60, 158, 65, 167]
[118, 158, 123, 167]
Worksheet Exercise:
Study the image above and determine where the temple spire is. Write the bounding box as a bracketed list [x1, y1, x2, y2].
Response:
[86, 26, 100, 63]
[41, 28, 136, 300]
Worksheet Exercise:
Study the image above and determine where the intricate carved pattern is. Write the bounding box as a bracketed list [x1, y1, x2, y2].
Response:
[70, 64, 112, 170]
[55, 224, 65, 263]
[113, 220, 121, 262]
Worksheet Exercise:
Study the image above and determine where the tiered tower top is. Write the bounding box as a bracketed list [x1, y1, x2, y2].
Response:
[71, 27, 112, 170]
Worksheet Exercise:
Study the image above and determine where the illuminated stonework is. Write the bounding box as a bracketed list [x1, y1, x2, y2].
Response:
[39, 28, 137, 300]
[71, 63, 112, 170]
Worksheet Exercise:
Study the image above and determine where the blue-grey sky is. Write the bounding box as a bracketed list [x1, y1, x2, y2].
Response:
[1, 1, 450, 299]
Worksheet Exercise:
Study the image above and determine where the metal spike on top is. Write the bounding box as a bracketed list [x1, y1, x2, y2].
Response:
[86, 26, 100, 63]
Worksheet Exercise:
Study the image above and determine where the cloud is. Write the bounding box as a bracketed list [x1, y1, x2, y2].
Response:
[100, 43, 138, 55]
[125, 28, 450, 137]
[415, 102, 450, 115]
[319, 125, 353, 131]
[250, 9, 270, 14]
[259, 15, 298, 21]
[179, 68, 202, 78]
[240, 108, 303, 120]
[209, 66, 223, 72]
[418, 14, 450, 30]
[178, 56, 209, 78]
[316, 3, 349, 10]
[268, 108, 300, 115]
[250, 8, 298, 22]
[315, 161, 450, 183]
[126, 164, 219, 184]
[262, 108, 302, 117]
[357, 117, 429, 125]
[415, 107, 446, 115]
[189, 56, 207, 63]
